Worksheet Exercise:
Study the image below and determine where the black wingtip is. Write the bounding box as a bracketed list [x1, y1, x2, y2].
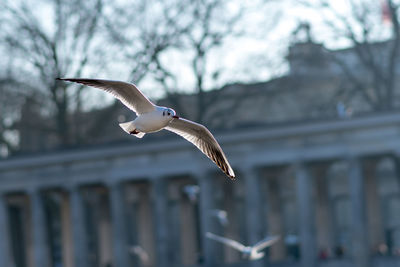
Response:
[56, 78, 63, 80]
[227, 169, 236, 180]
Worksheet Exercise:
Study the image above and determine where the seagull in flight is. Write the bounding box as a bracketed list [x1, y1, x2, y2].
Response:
[206, 232, 279, 260]
[56, 78, 235, 179]
[183, 184, 200, 203]
[129, 245, 150, 265]
[210, 209, 229, 226]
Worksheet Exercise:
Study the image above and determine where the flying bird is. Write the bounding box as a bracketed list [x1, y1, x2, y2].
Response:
[183, 184, 200, 203]
[56, 78, 235, 179]
[206, 232, 279, 260]
[129, 245, 149, 265]
[210, 209, 229, 226]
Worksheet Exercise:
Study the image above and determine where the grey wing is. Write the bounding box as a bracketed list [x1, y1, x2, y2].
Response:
[206, 232, 246, 252]
[253, 236, 280, 251]
[165, 118, 235, 179]
[57, 78, 155, 114]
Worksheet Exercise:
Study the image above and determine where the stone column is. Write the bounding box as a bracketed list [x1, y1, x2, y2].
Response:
[364, 160, 384, 252]
[242, 166, 265, 267]
[69, 185, 89, 267]
[196, 172, 218, 267]
[265, 170, 286, 261]
[243, 166, 263, 244]
[180, 186, 198, 265]
[97, 189, 112, 266]
[222, 179, 241, 263]
[0, 193, 14, 267]
[29, 189, 51, 267]
[60, 193, 73, 267]
[314, 164, 334, 256]
[168, 182, 182, 265]
[125, 185, 140, 266]
[136, 184, 155, 266]
[348, 158, 371, 267]
[152, 178, 170, 267]
[295, 163, 317, 267]
[109, 182, 130, 267]
[392, 154, 400, 194]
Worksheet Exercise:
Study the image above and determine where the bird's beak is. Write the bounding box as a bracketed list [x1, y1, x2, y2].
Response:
[172, 115, 179, 119]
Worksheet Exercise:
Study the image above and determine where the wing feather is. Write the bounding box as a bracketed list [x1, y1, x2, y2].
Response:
[253, 236, 280, 251]
[206, 232, 246, 251]
[57, 78, 155, 114]
[165, 118, 235, 179]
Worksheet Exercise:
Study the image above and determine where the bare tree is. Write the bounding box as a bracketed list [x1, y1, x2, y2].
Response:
[104, 0, 192, 109]
[109, 0, 278, 125]
[183, 0, 245, 123]
[0, 0, 108, 153]
[0, 79, 25, 156]
[152, 0, 256, 124]
[299, 0, 400, 111]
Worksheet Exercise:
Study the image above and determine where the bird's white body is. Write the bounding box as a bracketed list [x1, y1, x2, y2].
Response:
[248, 249, 264, 260]
[132, 106, 175, 133]
[238, 246, 266, 260]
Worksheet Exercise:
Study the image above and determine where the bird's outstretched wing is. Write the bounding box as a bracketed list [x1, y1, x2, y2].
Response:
[206, 232, 245, 251]
[57, 78, 155, 115]
[253, 236, 280, 252]
[165, 118, 235, 179]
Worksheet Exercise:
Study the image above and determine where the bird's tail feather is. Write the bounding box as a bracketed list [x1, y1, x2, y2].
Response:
[119, 121, 146, 138]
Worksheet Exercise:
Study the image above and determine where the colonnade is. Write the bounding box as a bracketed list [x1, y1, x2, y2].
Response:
[1, 154, 396, 267]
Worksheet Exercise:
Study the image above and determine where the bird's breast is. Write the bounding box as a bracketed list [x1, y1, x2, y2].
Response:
[134, 112, 170, 133]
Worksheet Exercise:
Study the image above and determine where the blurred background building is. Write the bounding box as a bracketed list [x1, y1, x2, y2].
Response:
[1, 1, 400, 267]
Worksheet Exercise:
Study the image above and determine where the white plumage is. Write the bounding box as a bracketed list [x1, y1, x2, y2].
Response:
[206, 232, 279, 260]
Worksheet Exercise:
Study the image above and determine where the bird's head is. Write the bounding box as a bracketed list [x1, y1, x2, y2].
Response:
[162, 107, 179, 119]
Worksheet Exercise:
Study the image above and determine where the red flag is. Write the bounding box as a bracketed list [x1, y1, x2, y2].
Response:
[381, 0, 392, 24]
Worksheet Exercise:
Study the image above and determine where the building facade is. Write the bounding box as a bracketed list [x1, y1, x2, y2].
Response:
[1, 112, 400, 267]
